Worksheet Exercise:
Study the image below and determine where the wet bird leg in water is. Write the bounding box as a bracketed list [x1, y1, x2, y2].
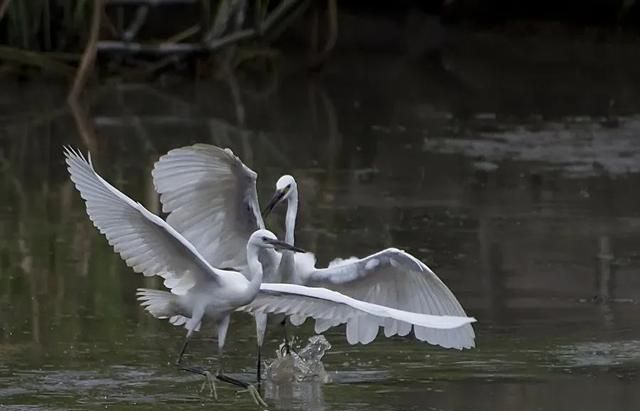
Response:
[257, 316, 291, 384]
[216, 353, 268, 407]
[281, 317, 292, 355]
[214, 316, 268, 407]
[175, 337, 217, 399]
[175, 336, 265, 406]
[256, 345, 262, 383]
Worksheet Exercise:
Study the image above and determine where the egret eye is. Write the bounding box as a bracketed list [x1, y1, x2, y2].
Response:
[261, 236, 269, 242]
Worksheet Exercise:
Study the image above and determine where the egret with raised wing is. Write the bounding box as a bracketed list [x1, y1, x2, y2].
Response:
[152, 144, 476, 376]
[65, 147, 476, 403]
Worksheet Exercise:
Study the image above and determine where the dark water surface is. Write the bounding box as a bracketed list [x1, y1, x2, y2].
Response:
[2, 49, 640, 410]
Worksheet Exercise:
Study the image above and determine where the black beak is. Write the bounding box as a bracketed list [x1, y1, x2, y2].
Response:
[262, 189, 286, 218]
[264, 238, 306, 253]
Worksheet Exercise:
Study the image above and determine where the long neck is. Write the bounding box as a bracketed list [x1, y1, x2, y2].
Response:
[246, 244, 264, 291]
[285, 187, 298, 245]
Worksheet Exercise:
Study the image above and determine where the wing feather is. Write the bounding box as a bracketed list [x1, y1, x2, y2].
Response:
[152, 144, 263, 269]
[237, 283, 475, 334]
[299, 248, 476, 349]
[64, 147, 225, 296]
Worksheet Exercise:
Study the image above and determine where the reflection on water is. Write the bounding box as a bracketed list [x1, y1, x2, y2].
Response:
[421, 116, 640, 177]
[2, 47, 640, 410]
[553, 340, 640, 369]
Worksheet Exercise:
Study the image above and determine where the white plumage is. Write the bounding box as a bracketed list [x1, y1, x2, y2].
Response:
[151, 144, 266, 271]
[242, 283, 473, 331]
[152, 144, 476, 350]
[65, 147, 476, 387]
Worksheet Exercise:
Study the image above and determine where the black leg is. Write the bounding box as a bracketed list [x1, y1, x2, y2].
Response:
[176, 338, 203, 374]
[176, 338, 189, 365]
[256, 345, 262, 383]
[281, 317, 291, 355]
[216, 371, 268, 407]
[175, 337, 216, 398]
[179, 364, 208, 376]
[214, 339, 267, 407]
[216, 373, 249, 388]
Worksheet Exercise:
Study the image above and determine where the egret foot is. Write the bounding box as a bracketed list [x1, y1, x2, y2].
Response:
[279, 336, 297, 357]
[178, 365, 217, 399]
[216, 373, 267, 407]
[245, 384, 268, 408]
[199, 370, 217, 399]
[281, 342, 291, 356]
[280, 317, 291, 355]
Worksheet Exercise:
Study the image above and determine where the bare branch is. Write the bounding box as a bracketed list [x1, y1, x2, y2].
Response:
[98, 0, 301, 55]
[69, 0, 104, 100]
[123, 5, 149, 41]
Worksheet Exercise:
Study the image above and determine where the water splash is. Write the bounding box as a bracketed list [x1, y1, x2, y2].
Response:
[265, 336, 332, 383]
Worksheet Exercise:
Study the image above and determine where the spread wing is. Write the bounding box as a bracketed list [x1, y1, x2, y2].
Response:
[238, 283, 475, 345]
[152, 144, 263, 269]
[65, 147, 227, 296]
[298, 248, 475, 349]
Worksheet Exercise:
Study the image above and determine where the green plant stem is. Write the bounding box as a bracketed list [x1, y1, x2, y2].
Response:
[0, 45, 75, 77]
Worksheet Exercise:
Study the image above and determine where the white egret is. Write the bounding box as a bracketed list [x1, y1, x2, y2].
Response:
[261, 175, 476, 349]
[64, 147, 476, 402]
[152, 145, 476, 362]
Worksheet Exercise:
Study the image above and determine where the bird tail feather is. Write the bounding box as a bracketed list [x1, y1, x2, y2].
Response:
[136, 288, 176, 319]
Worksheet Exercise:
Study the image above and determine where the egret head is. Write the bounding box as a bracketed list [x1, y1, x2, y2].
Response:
[248, 229, 305, 253]
[262, 175, 297, 218]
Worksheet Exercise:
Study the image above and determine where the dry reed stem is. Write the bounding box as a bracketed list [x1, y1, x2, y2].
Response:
[308, 0, 338, 68]
[0, 0, 11, 21]
[97, 0, 300, 54]
[68, 0, 104, 101]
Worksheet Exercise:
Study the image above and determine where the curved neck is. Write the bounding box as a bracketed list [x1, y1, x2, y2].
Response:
[285, 187, 298, 245]
[246, 244, 264, 290]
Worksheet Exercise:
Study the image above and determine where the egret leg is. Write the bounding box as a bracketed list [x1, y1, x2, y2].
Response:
[256, 345, 262, 383]
[215, 315, 267, 407]
[176, 337, 189, 365]
[175, 315, 217, 398]
[175, 337, 217, 399]
[255, 312, 267, 383]
[281, 317, 292, 355]
[216, 373, 267, 408]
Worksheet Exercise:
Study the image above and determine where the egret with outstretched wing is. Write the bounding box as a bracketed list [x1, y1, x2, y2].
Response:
[152, 144, 281, 376]
[152, 144, 476, 386]
[153, 144, 475, 351]
[66, 147, 475, 403]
